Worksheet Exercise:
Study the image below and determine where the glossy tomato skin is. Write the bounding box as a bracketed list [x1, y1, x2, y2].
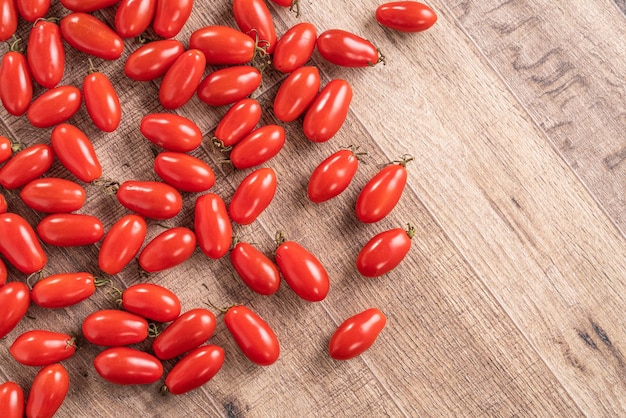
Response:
[0, 257, 6, 285]
[225, 305, 279, 366]
[275, 239, 329, 302]
[233, 0, 276, 53]
[94, 347, 163, 385]
[37, 214, 104, 246]
[328, 308, 386, 360]
[0, 0, 17, 41]
[231, 241, 280, 295]
[83, 71, 122, 132]
[190, 25, 255, 65]
[82, 309, 149, 346]
[26, 363, 69, 418]
[273, 66, 319, 123]
[60, 12, 124, 60]
[98, 214, 147, 275]
[308, 149, 359, 203]
[115, 0, 156, 38]
[154, 152, 215, 193]
[122, 283, 181, 323]
[140, 113, 202, 152]
[159, 49, 206, 109]
[117, 181, 182, 219]
[376, 1, 437, 32]
[20, 178, 86, 213]
[229, 125, 285, 170]
[27, 20, 64, 88]
[229, 167, 277, 225]
[165, 345, 224, 395]
[303, 79, 352, 142]
[10, 330, 76, 366]
[32, 272, 96, 308]
[124, 39, 184, 81]
[197, 66, 261, 107]
[214, 98, 261, 148]
[17, 0, 50, 21]
[152, 308, 216, 360]
[0, 213, 47, 274]
[61, 0, 120, 12]
[0, 382, 24, 418]
[27, 85, 82, 128]
[139, 227, 196, 272]
[0, 282, 31, 339]
[194, 193, 232, 259]
[355, 162, 409, 223]
[273, 22, 317, 73]
[316, 29, 381, 67]
[0, 51, 32, 116]
[0, 144, 54, 189]
[50, 124, 102, 182]
[0, 135, 14, 163]
[153, 0, 193, 38]
[356, 226, 414, 277]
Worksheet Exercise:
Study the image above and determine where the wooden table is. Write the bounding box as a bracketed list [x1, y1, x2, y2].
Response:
[1, 0, 625, 416]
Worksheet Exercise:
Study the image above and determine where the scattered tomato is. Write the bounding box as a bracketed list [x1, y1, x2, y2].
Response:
[0, 381, 24, 418]
[212, 98, 261, 149]
[233, 0, 276, 53]
[0, 144, 54, 189]
[124, 39, 185, 81]
[229, 125, 285, 169]
[231, 241, 280, 295]
[98, 214, 147, 275]
[328, 308, 386, 360]
[82, 309, 149, 346]
[273, 66, 320, 123]
[10, 330, 76, 366]
[164, 345, 224, 395]
[229, 167, 277, 225]
[61, 0, 120, 12]
[83, 70, 122, 132]
[17, 0, 50, 21]
[190, 25, 257, 66]
[94, 347, 163, 385]
[20, 177, 86, 213]
[154, 152, 215, 192]
[194, 193, 232, 259]
[197, 66, 261, 107]
[27, 19, 64, 89]
[307, 148, 361, 203]
[0, 0, 18, 41]
[0, 282, 30, 339]
[26, 363, 69, 418]
[122, 283, 181, 323]
[0, 135, 16, 163]
[272, 22, 317, 73]
[152, 308, 216, 360]
[60, 12, 124, 60]
[37, 214, 104, 247]
[0, 47, 32, 116]
[0, 213, 47, 274]
[356, 224, 414, 277]
[0, 257, 6, 285]
[317, 29, 383, 67]
[140, 113, 202, 152]
[50, 123, 102, 182]
[117, 180, 183, 219]
[302, 79, 352, 142]
[376, 1, 437, 32]
[139, 227, 196, 272]
[115, 0, 156, 38]
[224, 305, 280, 366]
[27, 85, 82, 128]
[32, 272, 97, 308]
[152, 0, 193, 38]
[159, 49, 206, 109]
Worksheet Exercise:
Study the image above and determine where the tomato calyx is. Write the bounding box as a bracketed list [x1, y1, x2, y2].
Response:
[32, 17, 60, 26]
[405, 223, 416, 239]
[289, 0, 301, 18]
[148, 322, 160, 338]
[6, 35, 24, 53]
[393, 154, 414, 167]
[210, 136, 232, 152]
[201, 283, 234, 315]
[25, 269, 49, 289]
[92, 178, 120, 193]
[65, 336, 78, 350]
[343, 144, 369, 161]
[368, 47, 387, 67]
[274, 230, 287, 249]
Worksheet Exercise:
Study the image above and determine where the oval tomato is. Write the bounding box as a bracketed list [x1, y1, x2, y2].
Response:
[61, 0, 120, 12]
[124, 39, 184, 81]
[231, 241, 280, 295]
[98, 214, 147, 275]
[20, 178, 86, 213]
[164, 345, 224, 395]
[0, 382, 24, 418]
[16, 0, 50, 21]
[272, 22, 316, 73]
[82, 309, 149, 346]
[0, 135, 16, 163]
[0, 0, 17, 41]
[303, 79, 352, 142]
[27, 19, 64, 89]
[152, 0, 193, 38]
[0, 193, 6, 214]
[229, 167, 276, 225]
[328, 308, 386, 360]
[60, 12, 124, 60]
[307, 148, 360, 203]
[152, 308, 216, 360]
[50, 123, 102, 182]
[32, 272, 96, 308]
[273, 66, 319, 123]
[27, 85, 82, 128]
[117, 180, 183, 219]
[229, 125, 285, 170]
[275, 236, 329, 302]
[122, 283, 181, 323]
[115, 0, 156, 38]
[190, 25, 257, 66]
[25, 364, 69, 418]
[139, 227, 196, 273]
[0, 257, 6, 285]
[140, 113, 202, 152]
[0, 213, 47, 274]
[376, 1, 437, 32]
[159, 49, 205, 109]
[0, 144, 54, 189]
[10, 330, 76, 366]
[197, 66, 261, 107]
[0, 282, 30, 339]
[37, 214, 104, 247]
[233, 0, 276, 53]
[83, 71, 122, 132]
[194, 193, 232, 259]
[356, 225, 414, 277]
[213, 98, 261, 149]
[224, 305, 279, 366]
[154, 152, 215, 192]
[0, 49, 32, 116]
[316, 29, 383, 67]
[94, 347, 163, 385]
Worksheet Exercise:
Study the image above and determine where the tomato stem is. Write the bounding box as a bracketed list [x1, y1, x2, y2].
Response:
[210, 137, 232, 152]
[289, 0, 301, 18]
[274, 231, 286, 248]
[406, 223, 416, 239]
[10, 140, 24, 154]
[7, 36, 24, 53]
[94, 278, 111, 288]
[393, 154, 414, 167]
[201, 283, 229, 314]
[159, 385, 169, 396]
[25, 270, 45, 289]
[376, 48, 387, 66]
[148, 323, 160, 338]
[93, 178, 120, 194]
[87, 58, 97, 74]
[66, 337, 78, 350]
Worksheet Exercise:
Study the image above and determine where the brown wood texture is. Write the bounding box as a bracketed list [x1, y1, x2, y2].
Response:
[0, 0, 624, 417]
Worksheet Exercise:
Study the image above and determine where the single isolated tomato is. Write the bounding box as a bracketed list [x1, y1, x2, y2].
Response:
[116, 180, 183, 219]
[229, 167, 277, 225]
[164, 345, 224, 395]
[0, 257, 6, 285]
[272, 22, 316, 73]
[0, 213, 47, 274]
[302, 79, 352, 142]
[273, 66, 320, 123]
[115, 0, 156, 38]
[307, 147, 363, 203]
[82, 309, 149, 346]
[0, 45, 32, 116]
[27, 19, 64, 89]
[328, 308, 386, 360]
[51, 123, 102, 182]
[0, 135, 18, 163]
[61, 0, 120, 12]
[233, 0, 276, 53]
[356, 224, 415, 277]
[122, 283, 181, 323]
[83, 70, 122, 132]
[94, 347, 163, 385]
[229, 125, 285, 170]
[124, 39, 184, 81]
[37, 214, 104, 247]
[0, 143, 54, 189]
[0, 381, 24, 418]
[376, 1, 437, 32]
[98, 214, 147, 275]
[0, 0, 18, 41]
[140, 113, 202, 152]
[159, 49, 206, 109]
[17, 0, 50, 21]
[152, 0, 193, 38]
[154, 152, 215, 193]
[194, 193, 232, 259]
[27, 85, 82, 128]
[32, 272, 97, 308]
[190, 25, 258, 66]
[0, 282, 31, 339]
[25, 363, 69, 418]
[139, 227, 196, 272]
[316, 29, 384, 67]
[20, 177, 86, 213]
[197, 66, 261, 107]
[152, 308, 216, 360]
[230, 241, 280, 295]
[10, 330, 77, 366]
[224, 305, 279, 366]
[212, 98, 261, 149]
[60, 12, 124, 60]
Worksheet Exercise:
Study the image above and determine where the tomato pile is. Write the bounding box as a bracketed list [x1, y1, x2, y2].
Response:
[0, 0, 436, 415]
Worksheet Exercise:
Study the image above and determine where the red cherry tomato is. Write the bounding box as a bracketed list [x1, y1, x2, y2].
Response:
[197, 66, 261, 107]
[154, 152, 215, 193]
[356, 225, 414, 277]
[0, 213, 47, 274]
[273, 66, 319, 123]
[10, 330, 76, 366]
[50, 124, 102, 182]
[116, 180, 183, 219]
[233, 0, 276, 53]
[82, 309, 149, 346]
[94, 347, 163, 385]
[307, 148, 361, 203]
[190, 25, 257, 66]
[140, 113, 202, 152]
[122, 283, 181, 323]
[0, 144, 54, 189]
[27, 85, 82, 128]
[0, 0, 17, 41]
[164, 345, 224, 395]
[0, 382, 24, 418]
[32, 272, 96, 308]
[328, 308, 386, 360]
[0, 135, 16, 163]
[229, 167, 277, 225]
[60, 12, 124, 60]
[98, 214, 147, 275]
[61, 0, 120, 12]
[27, 19, 64, 88]
[152, 308, 216, 360]
[139, 227, 196, 273]
[316, 29, 383, 67]
[0, 257, 6, 285]
[376, 1, 437, 32]
[37, 214, 104, 247]
[115, 0, 156, 38]
[229, 125, 285, 170]
[124, 39, 184, 81]
[152, 0, 193, 38]
[16, 0, 50, 21]
[0, 193, 6, 214]
[83, 71, 122, 132]
[0, 48, 32, 116]
[224, 305, 279, 366]
[213, 98, 261, 149]
[303, 79, 352, 142]
[194, 193, 232, 259]
[275, 235, 329, 302]
[0, 282, 30, 339]
[20, 178, 86, 213]
[25, 364, 69, 418]
[230, 241, 280, 295]
[355, 157, 411, 223]
[159, 49, 205, 109]
[272, 22, 316, 73]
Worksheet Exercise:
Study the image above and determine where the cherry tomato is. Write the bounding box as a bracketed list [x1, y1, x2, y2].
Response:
[152, 308, 216, 360]
[0, 282, 30, 339]
[94, 347, 163, 385]
[229, 125, 285, 169]
[20, 178, 86, 213]
[122, 283, 181, 323]
[154, 152, 215, 193]
[0, 213, 47, 274]
[16, 0, 50, 21]
[376, 1, 437, 32]
[0, 193, 6, 214]
[316, 29, 383, 67]
[140, 113, 202, 152]
[164, 345, 224, 395]
[197, 66, 261, 107]
[356, 224, 414, 277]
[27, 19, 64, 89]
[61, 0, 120, 12]
[117, 180, 183, 219]
[83, 70, 122, 132]
[272, 22, 316, 73]
[37, 214, 104, 247]
[0, 135, 17, 163]
[224, 305, 279, 366]
[307, 148, 361, 203]
[355, 157, 411, 223]
[0, 144, 54, 189]
[139, 227, 196, 273]
[82, 309, 149, 346]
[32, 272, 97, 308]
[213, 98, 261, 149]
[190, 25, 257, 66]
[328, 308, 386, 360]
[60, 12, 124, 60]
[0, 0, 17, 41]
[194, 193, 232, 259]
[10, 330, 76, 366]
[124, 39, 184, 81]
[233, 0, 276, 54]
[50, 123, 102, 182]
[231, 241, 280, 295]
[303, 79, 352, 142]
[27, 85, 82, 128]
[273, 66, 319, 123]
[98, 214, 147, 275]
[26, 363, 69, 418]
[0, 48, 32, 116]
[0, 257, 6, 285]
[0, 382, 24, 418]
[115, 0, 156, 38]
[152, 0, 193, 38]
[275, 235, 329, 302]
[229, 167, 276, 225]
[159, 49, 205, 110]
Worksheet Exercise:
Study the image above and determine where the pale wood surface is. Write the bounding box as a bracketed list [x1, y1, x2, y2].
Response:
[0, 0, 625, 417]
